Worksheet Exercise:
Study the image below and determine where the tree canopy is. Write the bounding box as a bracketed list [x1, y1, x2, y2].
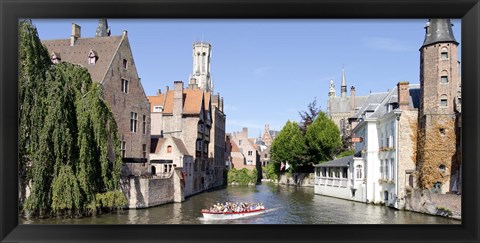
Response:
[305, 112, 342, 163]
[19, 20, 126, 218]
[270, 120, 306, 173]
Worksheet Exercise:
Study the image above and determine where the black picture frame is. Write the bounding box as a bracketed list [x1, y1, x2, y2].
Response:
[1, 0, 479, 242]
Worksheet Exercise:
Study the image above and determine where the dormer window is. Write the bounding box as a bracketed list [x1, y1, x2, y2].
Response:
[88, 50, 98, 65]
[51, 52, 61, 64]
[153, 106, 163, 112]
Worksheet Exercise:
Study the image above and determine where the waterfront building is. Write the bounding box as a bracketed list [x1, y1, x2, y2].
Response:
[148, 81, 212, 195]
[42, 19, 151, 177]
[230, 128, 262, 176]
[148, 41, 226, 194]
[416, 19, 462, 194]
[316, 83, 419, 208]
[150, 135, 194, 196]
[315, 19, 462, 210]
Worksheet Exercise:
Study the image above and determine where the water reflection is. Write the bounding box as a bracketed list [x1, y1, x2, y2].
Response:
[20, 183, 460, 225]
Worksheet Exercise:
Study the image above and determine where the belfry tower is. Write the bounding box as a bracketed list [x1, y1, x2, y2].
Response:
[417, 19, 461, 193]
[191, 42, 213, 92]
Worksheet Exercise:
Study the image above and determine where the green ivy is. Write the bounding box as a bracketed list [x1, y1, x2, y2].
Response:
[19, 20, 126, 218]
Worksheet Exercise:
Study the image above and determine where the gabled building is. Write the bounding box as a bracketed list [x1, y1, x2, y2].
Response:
[230, 128, 262, 179]
[150, 135, 194, 196]
[148, 81, 212, 195]
[315, 82, 420, 209]
[42, 19, 151, 177]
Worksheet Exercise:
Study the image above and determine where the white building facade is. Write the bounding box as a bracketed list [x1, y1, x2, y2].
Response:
[315, 82, 419, 209]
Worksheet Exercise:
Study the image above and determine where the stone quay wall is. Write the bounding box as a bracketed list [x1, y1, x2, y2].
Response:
[404, 188, 461, 220]
[277, 173, 315, 187]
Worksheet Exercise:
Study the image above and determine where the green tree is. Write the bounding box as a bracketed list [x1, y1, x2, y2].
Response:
[270, 120, 306, 173]
[19, 20, 126, 218]
[305, 112, 342, 164]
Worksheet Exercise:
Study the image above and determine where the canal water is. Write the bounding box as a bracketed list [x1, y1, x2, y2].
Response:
[21, 183, 459, 224]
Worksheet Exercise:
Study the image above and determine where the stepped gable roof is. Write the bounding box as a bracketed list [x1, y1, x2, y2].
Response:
[42, 35, 123, 83]
[422, 19, 458, 48]
[329, 95, 368, 114]
[314, 156, 353, 167]
[350, 92, 389, 119]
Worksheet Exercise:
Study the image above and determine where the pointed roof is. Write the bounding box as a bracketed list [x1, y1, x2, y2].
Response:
[147, 87, 209, 115]
[42, 35, 123, 82]
[96, 19, 110, 37]
[422, 19, 458, 48]
[341, 66, 346, 87]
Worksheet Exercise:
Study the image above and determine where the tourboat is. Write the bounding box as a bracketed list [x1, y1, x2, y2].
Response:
[201, 202, 266, 220]
[201, 208, 266, 220]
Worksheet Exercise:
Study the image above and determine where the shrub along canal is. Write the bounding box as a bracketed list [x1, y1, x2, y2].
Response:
[21, 183, 459, 224]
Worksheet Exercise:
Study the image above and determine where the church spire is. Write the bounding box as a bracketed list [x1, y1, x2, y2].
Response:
[422, 19, 458, 48]
[96, 19, 110, 37]
[341, 65, 347, 98]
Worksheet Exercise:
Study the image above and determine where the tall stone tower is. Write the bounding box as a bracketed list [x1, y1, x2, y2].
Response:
[417, 19, 461, 193]
[191, 42, 213, 92]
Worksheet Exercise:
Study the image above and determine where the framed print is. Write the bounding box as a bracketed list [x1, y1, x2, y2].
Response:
[1, 0, 479, 242]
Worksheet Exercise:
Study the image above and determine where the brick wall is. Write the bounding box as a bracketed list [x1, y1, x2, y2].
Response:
[101, 35, 151, 165]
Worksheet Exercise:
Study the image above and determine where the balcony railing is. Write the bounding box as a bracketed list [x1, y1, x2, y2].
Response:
[317, 177, 348, 188]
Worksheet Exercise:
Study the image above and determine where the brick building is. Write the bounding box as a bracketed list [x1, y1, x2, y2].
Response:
[230, 128, 262, 179]
[416, 19, 462, 193]
[42, 19, 151, 177]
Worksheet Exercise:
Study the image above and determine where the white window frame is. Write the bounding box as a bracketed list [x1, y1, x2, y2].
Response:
[130, 112, 138, 133]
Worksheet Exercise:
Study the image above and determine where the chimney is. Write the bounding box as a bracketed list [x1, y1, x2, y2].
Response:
[350, 86, 356, 110]
[173, 81, 184, 132]
[397, 81, 410, 110]
[242, 127, 248, 137]
[157, 89, 162, 95]
[70, 23, 81, 46]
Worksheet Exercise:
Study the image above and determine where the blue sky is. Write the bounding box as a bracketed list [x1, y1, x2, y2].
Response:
[32, 19, 461, 136]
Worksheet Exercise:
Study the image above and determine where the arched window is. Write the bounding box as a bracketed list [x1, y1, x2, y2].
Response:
[167, 145, 172, 153]
[441, 47, 448, 60]
[151, 166, 156, 175]
[440, 95, 448, 107]
[356, 165, 363, 179]
[440, 70, 448, 83]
